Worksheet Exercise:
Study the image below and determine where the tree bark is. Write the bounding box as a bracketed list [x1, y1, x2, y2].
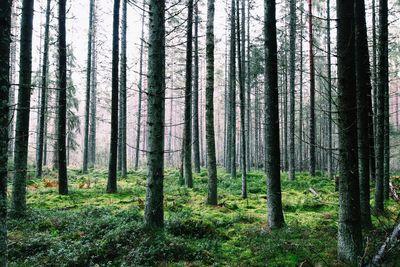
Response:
[355, 0, 373, 228]
[144, 0, 165, 228]
[135, 0, 146, 171]
[12, 0, 35, 216]
[83, 0, 95, 174]
[264, 0, 285, 229]
[36, 0, 52, 178]
[107, 0, 120, 193]
[0, 0, 12, 264]
[206, 0, 217, 206]
[336, 0, 363, 263]
[193, 1, 201, 174]
[375, 0, 388, 214]
[288, 0, 296, 181]
[58, 0, 68, 195]
[308, 0, 315, 177]
[118, 0, 127, 178]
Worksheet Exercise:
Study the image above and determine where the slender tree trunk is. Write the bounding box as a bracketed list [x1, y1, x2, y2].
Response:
[299, 4, 304, 171]
[83, 0, 95, 174]
[237, 0, 246, 198]
[206, 0, 217, 205]
[192, 1, 201, 173]
[144, 0, 165, 228]
[355, 0, 373, 228]
[135, 0, 146, 171]
[326, 0, 333, 178]
[36, 0, 52, 178]
[0, 0, 12, 264]
[336, 0, 363, 263]
[107, 0, 120, 193]
[308, 0, 315, 177]
[264, 0, 285, 229]
[288, 0, 296, 181]
[228, 0, 237, 178]
[246, 0, 251, 169]
[12, 0, 35, 216]
[119, 0, 127, 178]
[184, 0, 194, 188]
[58, 0, 68, 195]
[8, 3, 17, 161]
[375, 0, 388, 214]
[89, 8, 97, 168]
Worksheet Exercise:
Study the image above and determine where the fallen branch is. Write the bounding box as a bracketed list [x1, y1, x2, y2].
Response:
[308, 187, 319, 197]
[367, 222, 400, 266]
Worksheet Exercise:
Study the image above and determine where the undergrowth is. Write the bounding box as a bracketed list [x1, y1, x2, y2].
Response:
[6, 168, 400, 266]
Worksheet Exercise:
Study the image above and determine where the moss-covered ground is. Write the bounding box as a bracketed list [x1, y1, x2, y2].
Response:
[7, 168, 400, 266]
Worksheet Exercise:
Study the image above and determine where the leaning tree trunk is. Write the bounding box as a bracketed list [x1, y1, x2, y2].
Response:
[144, 0, 166, 228]
[82, 0, 95, 174]
[336, 0, 363, 264]
[288, 0, 296, 181]
[0, 0, 12, 264]
[308, 0, 315, 177]
[205, 0, 218, 206]
[184, 0, 194, 188]
[12, 0, 35, 216]
[192, 1, 201, 174]
[58, 0, 68, 195]
[375, 0, 388, 214]
[107, 0, 120, 193]
[264, 0, 285, 229]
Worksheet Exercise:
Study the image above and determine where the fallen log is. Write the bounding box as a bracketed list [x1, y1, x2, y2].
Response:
[367, 222, 400, 266]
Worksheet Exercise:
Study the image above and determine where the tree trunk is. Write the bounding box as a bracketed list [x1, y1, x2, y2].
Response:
[135, 0, 146, 171]
[192, 1, 201, 173]
[336, 0, 363, 263]
[12, 0, 35, 216]
[0, 0, 12, 264]
[326, 0, 333, 178]
[375, 0, 388, 214]
[144, 0, 165, 228]
[107, 0, 120, 193]
[58, 0, 68, 195]
[184, 0, 194, 188]
[228, 0, 237, 178]
[237, 0, 246, 198]
[118, 0, 127, 178]
[89, 8, 97, 168]
[264, 0, 285, 229]
[206, 0, 217, 206]
[355, 0, 373, 228]
[36, 0, 52, 178]
[83, 0, 95, 174]
[288, 0, 296, 181]
[308, 0, 315, 177]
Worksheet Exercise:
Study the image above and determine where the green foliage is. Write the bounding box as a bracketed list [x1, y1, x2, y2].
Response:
[6, 168, 400, 266]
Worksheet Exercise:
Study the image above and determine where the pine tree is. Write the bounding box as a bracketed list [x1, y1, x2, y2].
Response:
[336, 0, 363, 263]
[107, 0, 120, 193]
[12, 0, 35, 216]
[264, 0, 285, 229]
[144, 0, 166, 228]
[0, 0, 12, 264]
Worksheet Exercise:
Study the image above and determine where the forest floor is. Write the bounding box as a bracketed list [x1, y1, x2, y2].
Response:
[6, 168, 400, 266]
